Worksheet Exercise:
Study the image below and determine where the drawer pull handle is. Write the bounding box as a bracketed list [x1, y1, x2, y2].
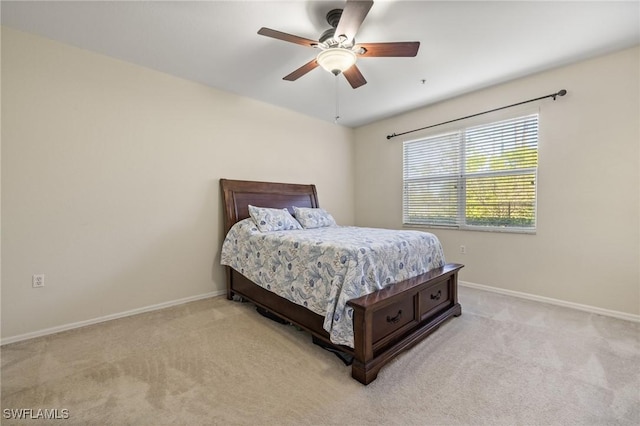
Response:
[430, 290, 442, 301]
[386, 310, 403, 324]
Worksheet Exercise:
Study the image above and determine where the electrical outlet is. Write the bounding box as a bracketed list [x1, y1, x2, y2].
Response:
[459, 245, 466, 254]
[32, 274, 45, 288]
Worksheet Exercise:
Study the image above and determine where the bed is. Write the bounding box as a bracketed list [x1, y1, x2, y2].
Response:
[220, 178, 463, 384]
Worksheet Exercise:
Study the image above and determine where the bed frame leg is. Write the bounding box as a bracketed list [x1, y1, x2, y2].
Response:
[453, 304, 462, 317]
[351, 361, 379, 385]
[225, 266, 235, 300]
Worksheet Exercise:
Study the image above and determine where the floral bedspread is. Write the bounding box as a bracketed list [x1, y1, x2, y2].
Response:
[220, 218, 445, 347]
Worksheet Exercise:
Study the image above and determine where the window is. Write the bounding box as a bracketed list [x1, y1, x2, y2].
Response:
[403, 113, 539, 232]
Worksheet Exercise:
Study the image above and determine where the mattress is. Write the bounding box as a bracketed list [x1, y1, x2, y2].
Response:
[221, 218, 446, 347]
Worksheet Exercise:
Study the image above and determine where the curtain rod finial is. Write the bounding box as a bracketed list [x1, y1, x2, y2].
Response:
[387, 133, 396, 140]
[553, 89, 567, 100]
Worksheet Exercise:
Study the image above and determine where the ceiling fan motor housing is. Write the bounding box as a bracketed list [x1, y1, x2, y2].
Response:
[319, 28, 337, 46]
[320, 9, 353, 48]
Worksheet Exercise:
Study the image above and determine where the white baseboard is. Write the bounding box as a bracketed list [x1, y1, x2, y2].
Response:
[1, 290, 226, 346]
[4, 283, 637, 345]
[460, 281, 640, 323]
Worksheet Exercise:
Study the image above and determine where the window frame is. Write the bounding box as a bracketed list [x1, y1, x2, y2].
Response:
[402, 110, 539, 234]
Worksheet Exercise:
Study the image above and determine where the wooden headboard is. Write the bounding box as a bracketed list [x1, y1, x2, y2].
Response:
[220, 179, 319, 234]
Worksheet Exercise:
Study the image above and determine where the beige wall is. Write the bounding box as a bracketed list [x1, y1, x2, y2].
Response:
[354, 46, 640, 316]
[2, 27, 638, 343]
[1, 28, 355, 340]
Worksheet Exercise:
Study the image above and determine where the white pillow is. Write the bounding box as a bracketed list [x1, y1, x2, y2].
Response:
[293, 207, 337, 229]
[248, 205, 302, 232]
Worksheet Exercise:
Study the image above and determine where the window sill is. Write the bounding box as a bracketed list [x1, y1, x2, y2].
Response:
[402, 223, 537, 235]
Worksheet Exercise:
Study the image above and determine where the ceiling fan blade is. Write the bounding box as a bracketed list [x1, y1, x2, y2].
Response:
[343, 64, 367, 89]
[258, 27, 318, 48]
[335, 0, 374, 43]
[283, 59, 319, 81]
[357, 42, 420, 57]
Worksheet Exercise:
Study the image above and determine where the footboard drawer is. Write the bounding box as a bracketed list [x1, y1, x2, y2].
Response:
[371, 296, 417, 344]
[419, 278, 452, 319]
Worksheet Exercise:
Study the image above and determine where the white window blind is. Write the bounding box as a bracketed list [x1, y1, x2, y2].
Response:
[403, 113, 539, 232]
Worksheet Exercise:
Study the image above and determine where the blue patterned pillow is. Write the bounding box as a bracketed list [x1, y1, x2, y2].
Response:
[293, 207, 337, 229]
[248, 205, 302, 232]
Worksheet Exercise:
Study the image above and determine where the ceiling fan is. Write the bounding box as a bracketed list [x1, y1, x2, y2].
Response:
[257, 0, 420, 89]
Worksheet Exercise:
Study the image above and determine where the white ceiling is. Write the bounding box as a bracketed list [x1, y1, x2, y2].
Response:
[2, 1, 639, 128]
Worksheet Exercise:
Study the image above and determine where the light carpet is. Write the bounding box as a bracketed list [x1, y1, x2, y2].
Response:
[1, 286, 639, 425]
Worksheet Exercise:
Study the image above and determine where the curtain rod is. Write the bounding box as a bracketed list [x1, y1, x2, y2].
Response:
[386, 89, 567, 140]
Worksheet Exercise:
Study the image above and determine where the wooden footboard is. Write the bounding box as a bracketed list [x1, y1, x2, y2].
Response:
[348, 263, 462, 384]
[227, 263, 462, 384]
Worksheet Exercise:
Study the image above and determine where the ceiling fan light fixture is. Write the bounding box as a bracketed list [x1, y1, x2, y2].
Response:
[316, 48, 357, 75]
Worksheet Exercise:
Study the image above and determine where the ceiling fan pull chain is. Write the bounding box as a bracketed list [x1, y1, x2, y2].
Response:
[334, 75, 340, 124]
